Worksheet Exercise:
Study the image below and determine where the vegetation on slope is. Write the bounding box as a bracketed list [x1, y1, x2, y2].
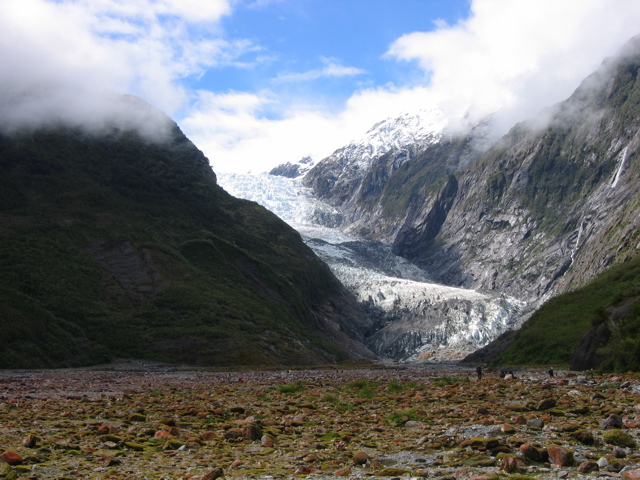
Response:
[491, 255, 640, 371]
[0, 125, 354, 368]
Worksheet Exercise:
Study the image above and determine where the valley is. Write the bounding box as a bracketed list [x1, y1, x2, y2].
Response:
[218, 173, 525, 362]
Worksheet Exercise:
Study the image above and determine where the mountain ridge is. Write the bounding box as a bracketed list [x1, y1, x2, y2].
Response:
[0, 118, 375, 368]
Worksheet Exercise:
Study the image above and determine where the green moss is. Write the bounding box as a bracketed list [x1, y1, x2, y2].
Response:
[603, 429, 637, 448]
[492, 255, 640, 369]
[347, 379, 378, 399]
[433, 376, 470, 387]
[278, 381, 307, 395]
[386, 408, 419, 427]
[0, 126, 352, 368]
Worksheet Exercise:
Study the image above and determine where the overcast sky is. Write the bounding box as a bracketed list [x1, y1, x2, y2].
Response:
[2, 0, 640, 173]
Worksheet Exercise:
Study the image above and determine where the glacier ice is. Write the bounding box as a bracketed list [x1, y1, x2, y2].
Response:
[218, 172, 525, 363]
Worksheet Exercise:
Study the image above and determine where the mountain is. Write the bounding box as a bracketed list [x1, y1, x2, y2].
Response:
[297, 35, 640, 368]
[303, 109, 492, 242]
[0, 106, 375, 368]
[390, 36, 640, 307]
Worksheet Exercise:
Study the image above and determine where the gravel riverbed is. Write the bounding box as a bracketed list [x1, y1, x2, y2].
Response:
[0, 361, 639, 479]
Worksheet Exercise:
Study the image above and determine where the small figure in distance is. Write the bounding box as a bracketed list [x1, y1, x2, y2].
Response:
[476, 365, 483, 380]
[548, 367, 554, 378]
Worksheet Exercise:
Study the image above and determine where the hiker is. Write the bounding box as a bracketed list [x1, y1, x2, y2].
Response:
[476, 366, 483, 380]
[548, 367, 554, 378]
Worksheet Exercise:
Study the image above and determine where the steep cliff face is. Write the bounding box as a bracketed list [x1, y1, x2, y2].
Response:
[305, 36, 640, 318]
[302, 109, 485, 241]
[394, 37, 640, 310]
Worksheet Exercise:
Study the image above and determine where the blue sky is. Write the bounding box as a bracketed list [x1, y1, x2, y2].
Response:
[205, 0, 469, 113]
[2, 0, 640, 173]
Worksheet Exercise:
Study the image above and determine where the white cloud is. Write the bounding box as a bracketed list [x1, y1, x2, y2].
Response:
[387, 0, 640, 134]
[0, 0, 235, 137]
[188, 0, 640, 173]
[182, 85, 446, 173]
[182, 90, 350, 173]
[2, 0, 640, 171]
[275, 57, 366, 83]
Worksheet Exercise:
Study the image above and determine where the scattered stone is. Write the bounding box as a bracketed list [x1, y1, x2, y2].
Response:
[526, 418, 544, 429]
[500, 454, 524, 473]
[224, 428, 243, 440]
[21, 435, 37, 448]
[352, 451, 369, 465]
[128, 412, 146, 422]
[519, 443, 546, 462]
[0, 451, 22, 466]
[101, 456, 121, 466]
[571, 429, 594, 445]
[0, 365, 639, 480]
[547, 445, 574, 467]
[501, 423, 515, 433]
[614, 446, 628, 458]
[241, 423, 262, 440]
[604, 429, 637, 448]
[405, 420, 424, 428]
[513, 415, 527, 425]
[124, 441, 145, 451]
[624, 469, 640, 480]
[577, 460, 599, 473]
[602, 413, 624, 429]
[199, 468, 224, 480]
[261, 434, 275, 447]
[375, 467, 411, 476]
[537, 398, 557, 410]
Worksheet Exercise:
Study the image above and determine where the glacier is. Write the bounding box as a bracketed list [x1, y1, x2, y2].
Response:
[219, 171, 526, 363]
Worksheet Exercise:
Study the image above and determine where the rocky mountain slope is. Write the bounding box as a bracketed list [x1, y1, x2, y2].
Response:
[391, 36, 640, 309]
[298, 36, 640, 364]
[220, 172, 525, 362]
[0, 106, 375, 368]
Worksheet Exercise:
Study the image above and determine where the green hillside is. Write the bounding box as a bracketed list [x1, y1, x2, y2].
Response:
[490, 255, 640, 371]
[0, 124, 360, 368]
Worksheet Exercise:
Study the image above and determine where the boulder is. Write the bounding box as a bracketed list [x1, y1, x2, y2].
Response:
[547, 445, 573, 467]
[0, 451, 22, 465]
[602, 413, 624, 429]
[577, 460, 599, 473]
[519, 443, 546, 462]
[536, 398, 557, 410]
[500, 454, 524, 473]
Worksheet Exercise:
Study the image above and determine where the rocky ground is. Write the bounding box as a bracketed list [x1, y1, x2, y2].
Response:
[0, 361, 639, 479]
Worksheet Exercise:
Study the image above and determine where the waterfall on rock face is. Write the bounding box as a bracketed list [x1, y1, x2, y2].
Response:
[218, 172, 525, 363]
[611, 146, 629, 188]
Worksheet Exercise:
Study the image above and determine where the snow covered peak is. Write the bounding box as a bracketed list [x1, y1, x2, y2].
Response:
[268, 108, 449, 180]
[330, 107, 449, 170]
[363, 107, 448, 152]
